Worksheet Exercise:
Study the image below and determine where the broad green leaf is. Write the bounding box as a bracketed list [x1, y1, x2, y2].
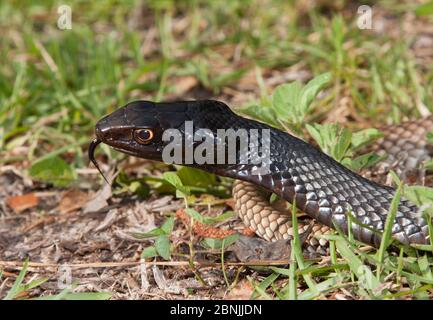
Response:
[333, 127, 352, 162]
[211, 68, 247, 89]
[141, 246, 158, 259]
[29, 155, 76, 187]
[415, 1, 433, 16]
[424, 160, 433, 171]
[299, 72, 331, 115]
[305, 123, 324, 150]
[240, 104, 280, 127]
[272, 72, 331, 125]
[163, 171, 190, 196]
[161, 216, 174, 234]
[177, 167, 216, 188]
[269, 193, 279, 204]
[418, 254, 433, 280]
[307, 122, 380, 170]
[272, 81, 302, 120]
[184, 208, 206, 223]
[351, 128, 383, 150]
[155, 235, 171, 260]
[201, 233, 239, 250]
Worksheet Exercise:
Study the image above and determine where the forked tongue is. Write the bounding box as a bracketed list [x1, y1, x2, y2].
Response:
[88, 138, 111, 185]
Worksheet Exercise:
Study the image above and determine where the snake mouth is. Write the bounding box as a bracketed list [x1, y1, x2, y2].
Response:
[88, 138, 111, 185]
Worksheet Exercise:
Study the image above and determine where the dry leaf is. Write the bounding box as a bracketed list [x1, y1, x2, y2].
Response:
[83, 183, 112, 213]
[58, 188, 90, 214]
[226, 279, 254, 300]
[6, 193, 39, 213]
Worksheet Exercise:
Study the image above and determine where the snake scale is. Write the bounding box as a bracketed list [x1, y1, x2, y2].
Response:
[89, 100, 433, 253]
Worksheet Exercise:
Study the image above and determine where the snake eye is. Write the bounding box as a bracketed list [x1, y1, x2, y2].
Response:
[134, 129, 154, 144]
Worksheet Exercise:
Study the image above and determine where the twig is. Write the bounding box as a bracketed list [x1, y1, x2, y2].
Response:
[0, 259, 291, 271]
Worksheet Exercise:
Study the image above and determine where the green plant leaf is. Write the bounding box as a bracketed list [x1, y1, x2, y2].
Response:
[141, 246, 158, 259]
[114, 171, 150, 198]
[345, 152, 381, 171]
[351, 128, 383, 150]
[184, 208, 205, 223]
[336, 239, 380, 294]
[333, 127, 352, 162]
[177, 167, 216, 188]
[272, 81, 302, 120]
[61, 292, 112, 300]
[299, 72, 331, 115]
[132, 228, 166, 239]
[35, 291, 112, 300]
[163, 171, 190, 196]
[201, 233, 239, 250]
[184, 208, 235, 225]
[404, 185, 433, 207]
[155, 235, 171, 260]
[415, 1, 433, 16]
[161, 216, 174, 234]
[272, 72, 331, 126]
[28, 155, 76, 187]
[240, 104, 280, 127]
[427, 131, 433, 144]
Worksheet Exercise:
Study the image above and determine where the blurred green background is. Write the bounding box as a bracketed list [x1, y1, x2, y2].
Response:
[1, 0, 433, 186]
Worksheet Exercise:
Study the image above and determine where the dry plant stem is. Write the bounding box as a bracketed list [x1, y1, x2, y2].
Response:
[0, 260, 293, 270]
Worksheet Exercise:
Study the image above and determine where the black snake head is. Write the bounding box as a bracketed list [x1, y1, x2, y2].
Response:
[94, 99, 239, 162]
[95, 100, 163, 161]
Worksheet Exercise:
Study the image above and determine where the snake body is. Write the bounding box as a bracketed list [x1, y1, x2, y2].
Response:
[233, 115, 433, 252]
[90, 100, 433, 249]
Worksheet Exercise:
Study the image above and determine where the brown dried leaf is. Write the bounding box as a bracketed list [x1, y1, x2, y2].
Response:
[58, 188, 90, 214]
[226, 279, 254, 300]
[6, 193, 39, 213]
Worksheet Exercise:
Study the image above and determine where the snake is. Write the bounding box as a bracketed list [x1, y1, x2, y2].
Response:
[89, 100, 433, 253]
